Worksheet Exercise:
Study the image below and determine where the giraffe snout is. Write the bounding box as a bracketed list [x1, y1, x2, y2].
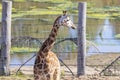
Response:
[71, 24, 76, 29]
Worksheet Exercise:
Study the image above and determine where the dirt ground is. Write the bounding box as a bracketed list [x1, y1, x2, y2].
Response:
[0, 75, 120, 80]
[0, 53, 120, 80]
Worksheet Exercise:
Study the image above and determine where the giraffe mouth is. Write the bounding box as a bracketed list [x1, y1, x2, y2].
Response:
[71, 25, 76, 29]
[71, 26, 76, 29]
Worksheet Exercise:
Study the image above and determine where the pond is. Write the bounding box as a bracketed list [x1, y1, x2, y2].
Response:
[10, 17, 120, 66]
[88, 18, 120, 54]
[10, 52, 78, 66]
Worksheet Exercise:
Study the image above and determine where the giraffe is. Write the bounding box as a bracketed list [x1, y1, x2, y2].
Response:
[34, 11, 76, 80]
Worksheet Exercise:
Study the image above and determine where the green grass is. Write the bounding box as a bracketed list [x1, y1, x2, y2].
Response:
[1, 1, 120, 19]
[11, 0, 77, 17]
[0, 75, 33, 80]
[115, 34, 120, 39]
[11, 47, 39, 54]
[12, 9, 62, 18]
[87, 13, 110, 19]
[0, 3, 2, 19]
[12, 0, 25, 2]
[13, 0, 66, 3]
[12, 4, 120, 19]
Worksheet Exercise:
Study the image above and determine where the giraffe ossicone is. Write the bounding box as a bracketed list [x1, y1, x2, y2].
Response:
[34, 11, 76, 80]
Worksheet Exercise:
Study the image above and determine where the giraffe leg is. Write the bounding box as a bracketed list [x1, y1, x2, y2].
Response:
[34, 75, 39, 80]
[53, 69, 60, 80]
[46, 74, 51, 80]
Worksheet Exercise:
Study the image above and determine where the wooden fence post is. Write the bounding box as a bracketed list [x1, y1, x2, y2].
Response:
[0, 1, 12, 76]
[77, 2, 87, 76]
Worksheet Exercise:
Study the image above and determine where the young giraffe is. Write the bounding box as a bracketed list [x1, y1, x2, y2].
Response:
[34, 11, 76, 80]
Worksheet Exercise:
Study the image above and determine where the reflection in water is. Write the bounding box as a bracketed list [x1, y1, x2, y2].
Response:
[96, 18, 118, 45]
[10, 53, 35, 66]
[10, 52, 77, 66]
[89, 18, 120, 53]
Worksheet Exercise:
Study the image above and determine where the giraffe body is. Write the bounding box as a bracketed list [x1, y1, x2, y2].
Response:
[34, 11, 76, 80]
[34, 51, 60, 80]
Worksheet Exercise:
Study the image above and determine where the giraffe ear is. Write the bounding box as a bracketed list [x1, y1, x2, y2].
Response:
[63, 11, 67, 16]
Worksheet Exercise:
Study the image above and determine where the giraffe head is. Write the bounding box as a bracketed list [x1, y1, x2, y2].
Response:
[58, 11, 76, 29]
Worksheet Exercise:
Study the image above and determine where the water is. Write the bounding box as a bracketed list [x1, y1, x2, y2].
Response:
[10, 53, 35, 66]
[10, 18, 120, 66]
[10, 52, 77, 66]
[69, 15, 77, 38]
[96, 19, 116, 44]
[89, 19, 120, 53]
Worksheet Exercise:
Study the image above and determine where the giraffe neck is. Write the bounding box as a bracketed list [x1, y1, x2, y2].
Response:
[38, 16, 61, 56]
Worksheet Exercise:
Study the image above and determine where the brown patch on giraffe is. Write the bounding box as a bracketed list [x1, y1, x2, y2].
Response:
[49, 33, 56, 38]
[52, 27, 58, 34]
[35, 56, 41, 64]
[53, 16, 61, 26]
[36, 63, 43, 69]
[43, 47, 49, 53]
[41, 59, 44, 64]
[55, 24, 58, 27]
[44, 69, 48, 74]
[34, 75, 39, 80]
[46, 74, 50, 79]
[40, 52, 46, 58]
[45, 58, 50, 63]
[43, 63, 48, 69]
[34, 70, 37, 74]
[48, 37, 55, 44]
[38, 70, 42, 75]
